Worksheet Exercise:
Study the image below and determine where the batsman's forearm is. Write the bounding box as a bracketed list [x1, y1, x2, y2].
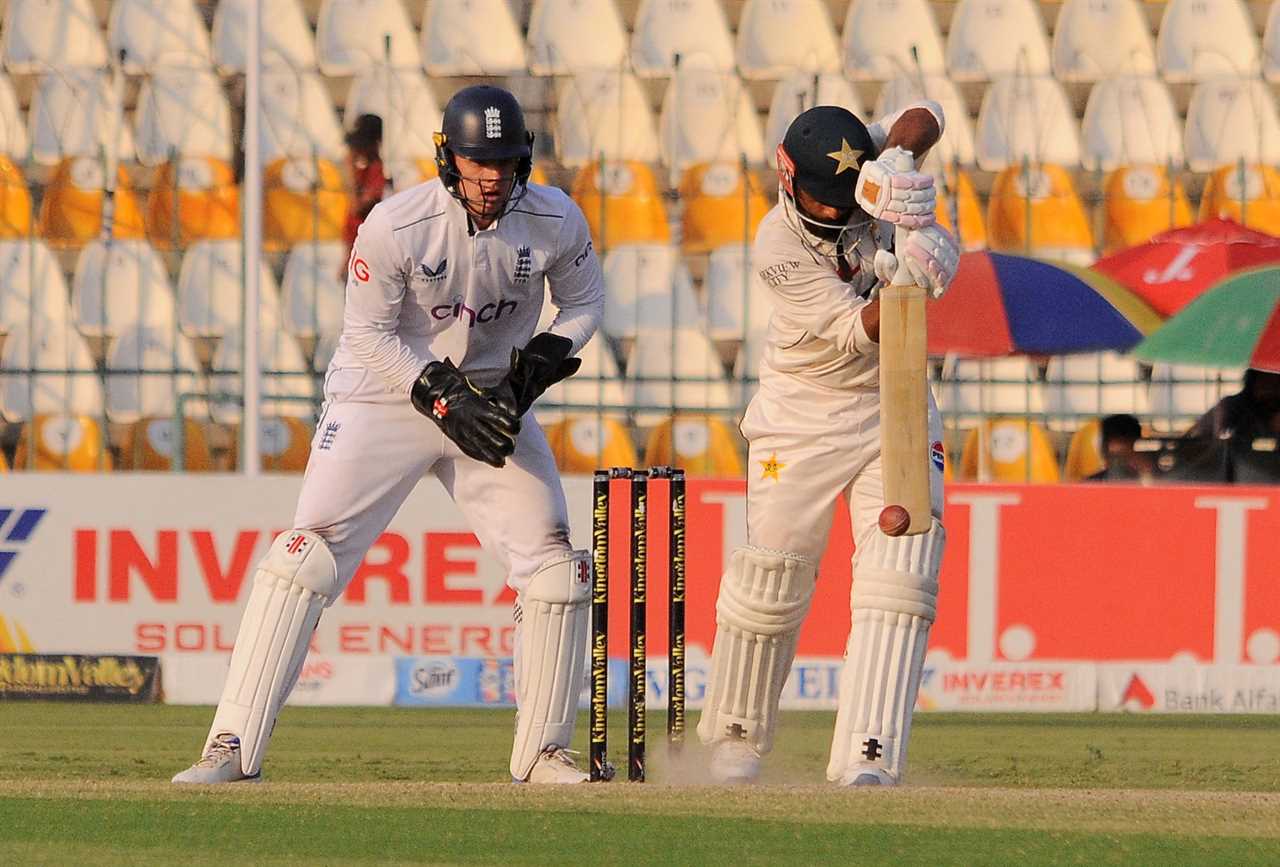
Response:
[860, 299, 880, 344]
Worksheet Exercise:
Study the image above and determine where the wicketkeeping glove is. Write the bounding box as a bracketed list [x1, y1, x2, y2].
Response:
[411, 359, 521, 468]
[854, 146, 937, 229]
[488, 332, 583, 418]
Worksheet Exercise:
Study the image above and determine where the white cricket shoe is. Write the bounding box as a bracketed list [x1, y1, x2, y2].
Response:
[522, 745, 589, 784]
[839, 764, 897, 787]
[171, 733, 262, 784]
[709, 738, 761, 784]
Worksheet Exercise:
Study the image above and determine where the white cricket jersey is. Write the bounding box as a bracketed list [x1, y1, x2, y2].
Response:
[329, 179, 604, 396]
[754, 100, 944, 391]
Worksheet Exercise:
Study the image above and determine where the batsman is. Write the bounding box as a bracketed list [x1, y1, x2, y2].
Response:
[697, 102, 958, 786]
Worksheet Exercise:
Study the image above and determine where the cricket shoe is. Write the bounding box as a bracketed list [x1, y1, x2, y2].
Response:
[709, 738, 761, 785]
[838, 764, 897, 787]
[521, 746, 589, 784]
[171, 733, 262, 784]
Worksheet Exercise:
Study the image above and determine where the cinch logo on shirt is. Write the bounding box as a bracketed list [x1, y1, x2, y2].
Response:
[431, 297, 519, 327]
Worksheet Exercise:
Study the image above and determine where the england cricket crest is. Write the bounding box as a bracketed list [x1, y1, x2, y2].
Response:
[484, 106, 501, 139]
[513, 245, 532, 284]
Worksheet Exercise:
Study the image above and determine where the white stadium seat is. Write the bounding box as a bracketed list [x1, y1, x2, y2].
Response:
[1148, 363, 1244, 431]
[2, 0, 108, 73]
[527, 0, 627, 76]
[1081, 76, 1183, 171]
[737, 0, 841, 80]
[1157, 0, 1259, 83]
[177, 240, 283, 339]
[537, 334, 631, 423]
[976, 75, 1081, 171]
[316, 0, 421, 75]
[1265, 1, 1280, 83]
[1, 324, 103, 423]
[345, 67, 440, 162]
[946, 0, 1051, 82]
[134, 67, 233, 166]
[72, 239, 175, 340]
[105, 324, 203, 424]
[260, 69, 345, 162]
[660, 61, 765, 171]
[0, 75, 28, 160]
[602, 244, 701, 341]
[108, 0, 212, 73]
[281, 241, 345, 342]
[630, 0, 735, 77]
[1044, 352, 1149, 426]
[1184, 78, 1280, 173]
[874, 74, 976, 169]
[209, 330, 315, 424]
[213, 0, 317, 73]
[0, 240, 73, 334]
[765, 72, 864, 168]
[29, 68, 136, 166]
[936, 356, 1045, 420]
[555, 69, 660, 168]
[704, 244, 773, 342]
[420, 0, 526, 76]
[627, 327, 736, 426]
[842, 0, 946, 81]
[1052, 0, 1155, 82]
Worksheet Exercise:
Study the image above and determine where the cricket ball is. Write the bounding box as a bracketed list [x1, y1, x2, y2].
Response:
[878, 505, 911, 537]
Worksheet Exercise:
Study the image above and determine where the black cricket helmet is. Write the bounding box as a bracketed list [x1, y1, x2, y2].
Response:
[434, 84, 535, 218]
[777, 105, 877, 209]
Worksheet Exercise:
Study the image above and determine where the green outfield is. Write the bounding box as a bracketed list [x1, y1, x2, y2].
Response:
[2, 705, 1279, 865]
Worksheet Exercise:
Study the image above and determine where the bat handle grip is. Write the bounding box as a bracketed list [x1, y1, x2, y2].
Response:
[889, 149, 916, 286]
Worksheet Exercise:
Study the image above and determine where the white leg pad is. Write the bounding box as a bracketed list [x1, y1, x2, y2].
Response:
[828, 520, 945, 783]
[696, 546, 817, 754]
[509, 551, 592, 781]
[207, 530, 340, 776]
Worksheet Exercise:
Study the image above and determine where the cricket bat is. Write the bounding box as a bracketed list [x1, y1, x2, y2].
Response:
[878, 150, 931, 535]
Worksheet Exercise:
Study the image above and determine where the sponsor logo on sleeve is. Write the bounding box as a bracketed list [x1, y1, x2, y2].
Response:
[759, 261, 801, 288]
[352, 257, 370, 282]
[573, 240, 594, 268]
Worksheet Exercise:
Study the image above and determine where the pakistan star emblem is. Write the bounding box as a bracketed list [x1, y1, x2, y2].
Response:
[760, 453, 785, 481]
[826, 138, 863, 175]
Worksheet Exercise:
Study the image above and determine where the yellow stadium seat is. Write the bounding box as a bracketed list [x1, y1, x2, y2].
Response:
[0, 449, 8, 471]
[37, 157, 146, 248]
[959, 418, 1060, 483]
[12, 414, 110, 471]
[934, 166, 986, 251]
[0, 155, 32, 239]
[1101, 165, 1193, 254]
[1197, 164, 1280, 235]
[1063, 418, 1105, 481]
[544, 415, 638, 474]
[644, 415, 744, 478]
[987, 163, 1094, 263]
[122, 417, 214, 472]
[263, 157, 349, 251]
[146, 157, 240, 249]
[226, 416, 314, 472]
[679, 161, 769, 255]
[571, 160, 669, 249]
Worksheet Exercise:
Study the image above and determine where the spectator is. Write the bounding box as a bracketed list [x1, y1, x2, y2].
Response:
[1087, 413, 1150, 482]
[339, 114, 387, 279]
[1185, 369, 1280, 443]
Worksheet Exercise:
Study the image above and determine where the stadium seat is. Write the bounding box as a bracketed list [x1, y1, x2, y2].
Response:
[1063, 418, 1105, 481]
[555, 70, 661, 169]
[263, 157, 348, 250]
[36, 158, 146, 248]
[421, 0, 526, 76]
[177, 239, 284, 339]
[936, 356, 1046, 422]
[0, 451, 6, 472]
[1184, 78, 1280, 174]
[627, 327, 736, 426]
[571, 160, 670, 249]
[213, 0, 317, 73]
[704, 243, 773, 343]
[1043, 352, 1149, 430]
[1265, 2, 1280, 83]
[1, 0, 108, 72]
[946, 0, 1051, 82]
[736, 0, 841, 80]
[765, 72, 864, 168]
[1148, 363, 1243, 432]
[208, 329, 316, 425]
[934, 166, 987, 251]
[1081, 76, 1183, 172]
[260, 69, 345, 163]
[121, 416, 214, 472]
[644, 415, 744, 478]
[146, 157, 240, 249]
[226, 415, 314, 473]
[104, 324, 204, 425]
[1052, 0, 1155, 82]
[29, 68, 136, 166]
[1157, 0, 1259, 83]
[0, 156, 32, 239]
[679, 161, 769, 255]
[536, 334, 631, 424]
[874, 74, 976, 169]
[959, 418, 1060, 482]
[12, 414, 110, 471]
[134, 67, 233, 167]
[526, 0, 627, 76]
[0, 324, 103, 423]
[345, 67, 440, 163]
[842, 0, 946, 81]
[1101, 166, 1193, 254]
[0, 240, 75, 334]
[281, 241, 345, 352]
[316, 0, 421, 75]
[630, 0, 735, 77]
[72, 239, 176, 341]
[385, 157, 440, 194]
[986, 163, 1094, 264]
[0, 76, 27, 159]
[108, 0, 213, 73]
[976, 75, 1081, 171]
[660, 61, 765, 171]
[543, 415, 638, 473]
[1196, 164, 1280, 234]
[602, 245, 700, 342]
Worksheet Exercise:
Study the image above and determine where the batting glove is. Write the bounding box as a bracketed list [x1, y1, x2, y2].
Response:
[854, 146, 936, 229]
[901, 223, 959, 299]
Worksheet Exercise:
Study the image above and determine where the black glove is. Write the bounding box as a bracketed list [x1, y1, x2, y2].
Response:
[411, 359, 521, 468]
[491, 332, 583, 417]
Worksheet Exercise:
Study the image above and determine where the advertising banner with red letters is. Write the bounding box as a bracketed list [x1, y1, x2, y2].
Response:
[0, 476, 1278, 708]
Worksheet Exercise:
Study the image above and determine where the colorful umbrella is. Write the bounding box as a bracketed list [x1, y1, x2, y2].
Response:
[1093, 218, 1280, 318]
[1133, 266, 1280, 372]
[927, 251, 1163, 357]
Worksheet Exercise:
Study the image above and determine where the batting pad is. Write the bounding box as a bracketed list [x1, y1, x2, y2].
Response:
[510, 551, 592, 780]
[207, 530, 340, 776]
[696, 547, 817, 754]
[828, 521, 945, 783]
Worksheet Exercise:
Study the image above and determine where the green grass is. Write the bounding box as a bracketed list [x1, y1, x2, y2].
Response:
[2, 704, 1279, 865]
